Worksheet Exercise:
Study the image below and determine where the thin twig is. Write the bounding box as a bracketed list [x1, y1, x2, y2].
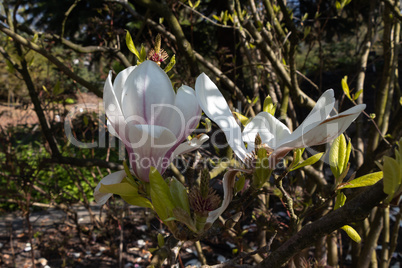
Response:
[176, 1, 239, 30]
[61, 0, 81, 39]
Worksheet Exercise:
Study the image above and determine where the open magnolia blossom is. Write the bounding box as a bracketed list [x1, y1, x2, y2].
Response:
[94, 60, 208, 204]
[195, 73, 366, 168]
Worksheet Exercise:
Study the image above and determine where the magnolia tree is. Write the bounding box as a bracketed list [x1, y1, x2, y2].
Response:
[91, 34, 398, 267]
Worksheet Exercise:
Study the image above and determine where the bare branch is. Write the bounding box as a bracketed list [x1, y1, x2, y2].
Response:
[257, 181, 387, 267]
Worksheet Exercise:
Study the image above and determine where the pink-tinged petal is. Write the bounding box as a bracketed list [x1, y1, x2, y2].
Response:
[286, 89, 335, 146]
[125, 123, 178, 181]
[242, 112, 291, 151]
[206, 169, 238, 225]
[121, 60, 175, 126]
[270, 104, 366, 167]
[171, 134, 209, 159]
[167, 85, 201, 141]
[94, 170, 127, 205]
[195, 73, 248, 161]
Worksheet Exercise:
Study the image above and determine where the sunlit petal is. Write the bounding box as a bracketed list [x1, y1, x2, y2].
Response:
[171, 134, 209, 159]
[242, 112, 291, 151]
[121, 60, 175, 125]
[167, 85, 201, 141]
[279, 104, 366, 150]
[195, 73, 248, 160]
[288, 89, 335, 145]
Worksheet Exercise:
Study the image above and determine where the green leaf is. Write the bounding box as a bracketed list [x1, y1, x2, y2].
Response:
[295, 148, 305, 164]
[32, 33, 39, 43]
[252, 96, 259, 106]
[273, 4, 280, 13]
[65, 98, 75, 104]
[193, 0, 200, 8]
[28, 55, 35, 66]
[157, 233, 165, 248]
[353, 89, 363, 100]
[233, 112, 249, 126]
[121, 195, 153, 209]
[344, 138, 352, 170]
[149, 167, 175, 221]
[263, 95, 276, 115]
[164, 54, 176, 73]
[169, 178, 190, 215]
[202, 117, 212, 132]
[383, 156, 401, 202]
[223, 10, 228, 25]
[253, 148, 272, 188]
[172, 207, 197, 232]
[335, 1, 342, 10]
[397, 139, 402, 166]
[139, 44, 147, 63]
[53, 81, 63, 96]
[212, 15, 221, 21]
[344, 0, 352, 5]
[6, 59, 15, 74]
[337, 171, 383, 190]
[228, 14, 234, 23]
[290, 152, 323, 171]
[341, 76, 351, 101]
[302, 13, 308, 22]
[99, 179, 153, 209]
[99, 182, 138, 196]
[288, 148, 304, 170]
[341, 225, 361, 243]
[303, 26, 311, 39]
[123, 160, 137, 186]
[188, 0, 193, 8]
[235, 174, 246, 193]
[330, 134, 348, 179]
[125, 30, 141, 59]
[83, 115, 89, 126]
[334, 191, 346, 210]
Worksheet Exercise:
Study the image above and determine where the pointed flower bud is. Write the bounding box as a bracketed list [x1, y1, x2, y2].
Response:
[189, 187, 221, 218]
[200, 169, 210, 198]
[255, 132, 262, 147]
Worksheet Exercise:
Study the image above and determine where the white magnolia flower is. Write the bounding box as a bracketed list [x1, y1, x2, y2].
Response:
[195, 73, 366, 168]
[95, 60, 208, 204]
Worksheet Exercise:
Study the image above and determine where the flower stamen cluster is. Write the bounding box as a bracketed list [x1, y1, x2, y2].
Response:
[148, 48, 169, 65]
[147, 34, 169, 65]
